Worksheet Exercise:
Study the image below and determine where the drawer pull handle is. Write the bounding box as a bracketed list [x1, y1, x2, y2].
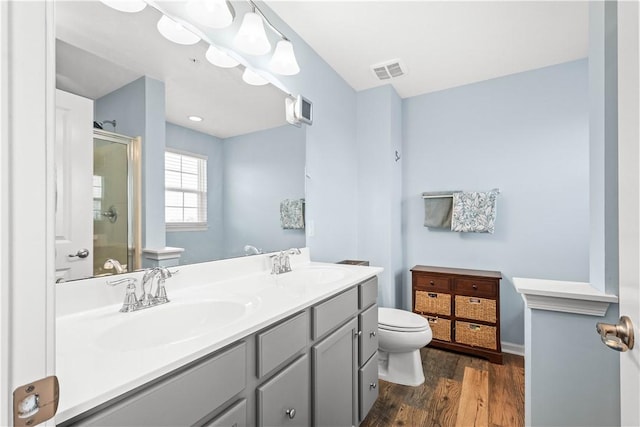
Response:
[428, 293, 438, 298]
[469, 298, 481, 304]
[370, 331, 377, 338]
[370, 382, 377, 389]
[469, 324, 481, 331]
[472, 284, 478, 290]
[429, 281, 435, 285]
[285, 408, 296, 419]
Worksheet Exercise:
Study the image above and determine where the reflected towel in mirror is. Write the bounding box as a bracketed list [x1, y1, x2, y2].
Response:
[280, 199, 305, 229]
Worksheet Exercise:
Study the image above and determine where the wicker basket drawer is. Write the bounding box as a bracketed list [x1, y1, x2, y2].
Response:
[415, 290, 451, 316]
[414, 274, 451, 292]
[455, 295, 496, 323]
[455, 321, 497, 350]
[424, 316, 451, 342]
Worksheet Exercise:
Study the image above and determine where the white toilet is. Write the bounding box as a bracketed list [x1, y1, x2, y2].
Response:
[377, 307, 432, 386]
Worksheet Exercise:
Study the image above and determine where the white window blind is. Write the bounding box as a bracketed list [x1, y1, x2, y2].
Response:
[165, 150, 207, 230]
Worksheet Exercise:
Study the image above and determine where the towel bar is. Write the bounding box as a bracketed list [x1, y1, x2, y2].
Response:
[422, 194, 453, 199]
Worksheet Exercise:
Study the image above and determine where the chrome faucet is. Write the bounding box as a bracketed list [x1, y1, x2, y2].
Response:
[103, 258, 125, 274]
[270, 248, 301, 275]
[107, 267, 177, 313]
[244, 245, 263, 255]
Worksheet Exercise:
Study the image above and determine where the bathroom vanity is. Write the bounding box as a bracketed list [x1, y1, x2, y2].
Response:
[55, 250, 381, 426]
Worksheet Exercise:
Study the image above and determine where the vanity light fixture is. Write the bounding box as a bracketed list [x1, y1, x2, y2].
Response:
[235, 1, 300, 75]
[186, 0, 234, 29]
[99, 0, 147, 13]
[205, 45, 240, 68]
[269, 39, 300, 76]
[234, 11, 271, 56]
[188, 115, 203, 122]
[242, 68, 269, 86]
[157, 14, 201, 45]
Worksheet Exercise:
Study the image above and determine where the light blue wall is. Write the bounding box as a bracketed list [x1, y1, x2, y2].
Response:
[258, 3, 359, 262]
[223, 125, 306, 259]
[402, 59, 590, 345]
[165, 123, 225, 265]
[526, 307, 620, 426]
[94, 76, 167, 259]
[356, 86, 403, 307]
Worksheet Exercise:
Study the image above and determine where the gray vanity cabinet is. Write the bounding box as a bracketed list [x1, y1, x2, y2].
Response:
[312, 317, 359, 427]
[61, 276, 380, 427]
[257, 355, 310, 426]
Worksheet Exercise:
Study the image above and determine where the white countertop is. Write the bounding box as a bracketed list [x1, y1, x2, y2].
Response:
[55, 250, 382, 423]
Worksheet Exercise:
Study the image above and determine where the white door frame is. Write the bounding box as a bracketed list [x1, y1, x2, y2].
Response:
[0, 1, 56, 425]
[618, 1, 640, 425]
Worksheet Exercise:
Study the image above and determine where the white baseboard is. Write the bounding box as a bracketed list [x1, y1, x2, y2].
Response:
[502, 341, 525, 356]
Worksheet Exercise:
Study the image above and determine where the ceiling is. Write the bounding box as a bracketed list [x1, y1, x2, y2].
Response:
[266, 1, 589, 98]
[55, 1, 288, 138]
[56, 1, 589, 137]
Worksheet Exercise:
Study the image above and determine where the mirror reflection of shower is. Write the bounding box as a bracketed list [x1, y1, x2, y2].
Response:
[93, 129, 141, 276]
[93, 119, 117, 132]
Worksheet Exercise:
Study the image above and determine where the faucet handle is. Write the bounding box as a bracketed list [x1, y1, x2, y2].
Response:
[107, 277, 137, 287]
[287, 248, 301, 255]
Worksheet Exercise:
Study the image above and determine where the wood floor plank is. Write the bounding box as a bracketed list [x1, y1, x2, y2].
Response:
[360, 348, 523, 427]
[424, 377, 461, 427]
[488, 354, 524, 427]
[394, 403, 430, 426]
[455, 367, 489, 427]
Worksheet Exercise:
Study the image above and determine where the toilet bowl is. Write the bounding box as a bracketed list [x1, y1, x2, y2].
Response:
[377, 307, 432, 386]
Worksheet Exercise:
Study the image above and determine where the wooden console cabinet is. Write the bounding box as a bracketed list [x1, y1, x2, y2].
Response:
[411, 265, 503, 364]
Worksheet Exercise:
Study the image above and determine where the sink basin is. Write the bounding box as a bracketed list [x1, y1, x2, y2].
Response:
[98, 299, 252, 351]
[276, 266, 350, 286]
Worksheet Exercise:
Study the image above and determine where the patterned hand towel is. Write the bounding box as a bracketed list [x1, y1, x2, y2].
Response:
[451, 190, 498, 233]
[280, 199, 305, 229]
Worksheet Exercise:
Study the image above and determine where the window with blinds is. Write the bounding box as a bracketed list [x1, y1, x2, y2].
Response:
[165, 150, 207, 230]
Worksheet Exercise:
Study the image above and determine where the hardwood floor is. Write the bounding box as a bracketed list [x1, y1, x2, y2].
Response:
[360, 347, 524, 427]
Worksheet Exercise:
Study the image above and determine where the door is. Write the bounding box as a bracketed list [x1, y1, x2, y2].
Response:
[618, 2, 640, 425]
[0, 1, 56, 426]
[55, 89, 94, 281]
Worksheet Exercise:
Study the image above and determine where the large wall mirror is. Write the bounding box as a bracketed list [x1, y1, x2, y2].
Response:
[55, 1, 306, 282]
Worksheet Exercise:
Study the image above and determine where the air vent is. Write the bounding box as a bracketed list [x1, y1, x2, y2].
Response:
[371, 59, 407, 81]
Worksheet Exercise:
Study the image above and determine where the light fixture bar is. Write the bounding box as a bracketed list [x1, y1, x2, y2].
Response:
[248, 0, 290, 42]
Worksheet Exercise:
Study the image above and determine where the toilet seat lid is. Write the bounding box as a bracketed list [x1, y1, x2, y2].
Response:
[378, 307, 430, 331]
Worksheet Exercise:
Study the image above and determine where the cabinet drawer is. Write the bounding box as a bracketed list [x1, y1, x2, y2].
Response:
[312, 287, 358, 339]
[455, 321, 497, 350]
[257, 355, 310, 427]
[72, 342, 246, 426]
[202, 399, 246, 427]
[414, 290, 451, 316]
[414, 274, 451, 292]
[257, 311, 308, 378]
[359, 277, 378, 309]
[358, 353, 379, 423]
[454, 278, 497, 297]
[359, 304, 378, 366]
[424, 315, 451, 342]
[455, 295, 496, 323]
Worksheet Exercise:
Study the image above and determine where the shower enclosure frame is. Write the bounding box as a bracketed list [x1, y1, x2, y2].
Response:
[93, 128, 142, 273]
